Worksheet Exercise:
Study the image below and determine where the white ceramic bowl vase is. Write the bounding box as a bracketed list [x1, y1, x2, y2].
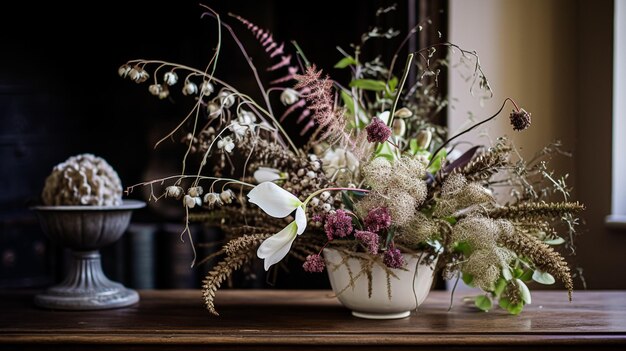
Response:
[323, 248, 437, 319]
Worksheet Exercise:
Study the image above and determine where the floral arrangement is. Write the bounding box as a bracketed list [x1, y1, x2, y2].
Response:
[122, 4, 584, 315]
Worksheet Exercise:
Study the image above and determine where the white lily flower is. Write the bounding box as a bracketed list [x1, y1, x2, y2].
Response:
[248, 182, 307, 270]
[253, 167, 282, 183]
[257, 222, 299, 271]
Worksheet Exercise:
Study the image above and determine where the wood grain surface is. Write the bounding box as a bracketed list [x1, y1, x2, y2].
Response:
[1, 289, 625, 350]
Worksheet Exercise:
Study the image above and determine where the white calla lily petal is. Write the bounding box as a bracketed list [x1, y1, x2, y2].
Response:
[295, 206, 307, 235]
[257, 221, 299, 271]
[253, 167, 282, 183]
[247, 182, 302, 218]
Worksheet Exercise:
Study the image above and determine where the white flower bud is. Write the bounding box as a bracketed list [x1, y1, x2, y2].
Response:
[310, 161, 321, 171]
[148, 84, 163, 96]
[308, 154, 318, 161]
[394, 107, 413, 118]
[310, 197, 320, 207]
[320, 191, 331, 201]
[158, 89, 170, 100]
[182, 81, 198, 96]
[322, 203, 332, 212]
[207, 102, 221, 118]
[306, 171, 317, 179]
[118, 64, 131, 78]
[187, 186, 203, 197]
[165, 185, 183, 199]
[218, 91, 235, 108]
[297, 169, 305, 177]
[201, 81, 215, 96]
[280, 88, 299, 105]
[416, 129, 432, 149]
[393, 119, 406, 137]
[163, 71, 178, 86]
[220, 189, 235, 204]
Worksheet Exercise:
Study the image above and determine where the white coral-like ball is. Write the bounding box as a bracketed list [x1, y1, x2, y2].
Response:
[42, 153, 123, 206]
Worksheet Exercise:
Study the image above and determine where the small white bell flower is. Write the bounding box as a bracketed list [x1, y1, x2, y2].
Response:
[229, 122, 248, 140]
[163, 71, 178, 86]
[187, 186, 203, 197]
[238, 110, 256, 125]
[201, 81, 215, 96]
[206, 102, 221, 118]
[280, 88, 299, 105]
[220, 189, 235, 204]
[129, 67, 149, 83]
[182, 81, 198, 96]
[158, 89, 170, 100]
[203, 193, 223, 207]
[148, 84, 163, 96]
[183, 195, 201, 208]
[217, 136, 235, 153]
[118, 64, 131, 78]
[218, 90, 235, 108]
[165, 185, 183, 199]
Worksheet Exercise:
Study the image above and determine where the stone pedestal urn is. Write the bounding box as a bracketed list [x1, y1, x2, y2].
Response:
[32, 200, 145, 310]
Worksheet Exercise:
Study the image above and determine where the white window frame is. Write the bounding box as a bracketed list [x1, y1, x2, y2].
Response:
[606, 0, 626, 229]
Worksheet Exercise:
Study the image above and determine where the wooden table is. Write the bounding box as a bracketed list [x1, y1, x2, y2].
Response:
[1, 290, 625, 350]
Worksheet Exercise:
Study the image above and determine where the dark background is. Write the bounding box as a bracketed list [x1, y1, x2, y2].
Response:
[0, 0, 446, 290]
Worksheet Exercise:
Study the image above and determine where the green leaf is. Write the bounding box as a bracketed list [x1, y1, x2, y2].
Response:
[334, 56, 357, 69]
[544, 237, 566, 245]
[502, 267, 513, 281]
[515, 279, 532, 304]
[388, 76, 398, 92]
[409, 139, 419, 155]
[499, 297, 524, 315]
[519, 269, 534, 282]
[532, 270, 556, 285]
[474, 295, 492, 312]
[341, 191, 355, 212]
[427, 149, 447, 174]
[512, 267, 524, 279]
[340, 90, 355, 116]
[462, 272, 474, 286]
[493, 277, 507, 296]
[349, 79, 387, 91]
[455, 241, 471, 256]
[373, 142, 397, 161]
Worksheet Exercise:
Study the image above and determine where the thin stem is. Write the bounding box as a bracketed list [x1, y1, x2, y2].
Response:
[428, 97, 518, 168]
[387, 53, 414, 128]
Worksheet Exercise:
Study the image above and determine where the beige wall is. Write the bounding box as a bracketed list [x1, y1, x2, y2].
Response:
[449, 0, 624, 289]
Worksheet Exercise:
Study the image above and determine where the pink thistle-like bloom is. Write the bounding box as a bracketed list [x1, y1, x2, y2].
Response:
[354, 230, 380, 255]
[303, 254, 325, 273]
[324, 209, 353, 240]
[365, 117, 392, 143]
[364, 207, 392, 233]
[383, 247, 405, 269]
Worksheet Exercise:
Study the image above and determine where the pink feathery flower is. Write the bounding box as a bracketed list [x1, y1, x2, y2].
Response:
[383, 247, 405, 269]
[303, 254, 325, 273]
[364, 207, 392, 233]
[324, 209, 354, 240]
[365, 117, 392, 143]
[354, 230, 380, 255]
